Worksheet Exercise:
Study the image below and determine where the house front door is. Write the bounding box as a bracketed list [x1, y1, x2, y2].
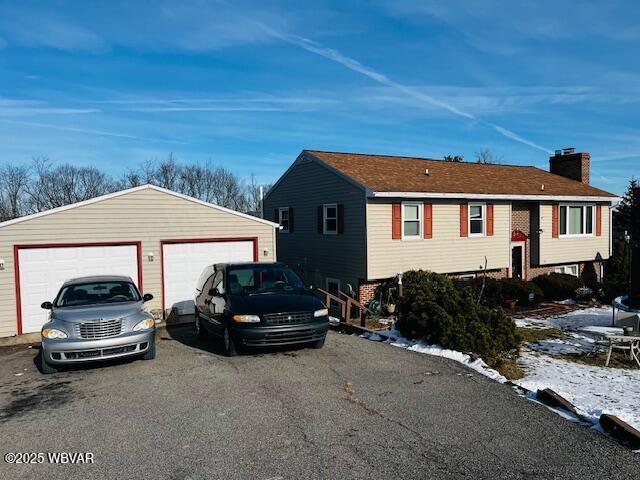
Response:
[511, 245, 524, 279]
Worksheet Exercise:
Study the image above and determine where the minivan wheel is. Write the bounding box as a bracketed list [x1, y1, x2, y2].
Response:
[38, 349, 58, 374]
[195, 313, 207, 339]
[311, 337, 326, 349]
[142, 339, 156, 360]
[222, 327, 238, 357]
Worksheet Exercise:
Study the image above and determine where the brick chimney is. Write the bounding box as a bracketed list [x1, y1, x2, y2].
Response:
[549, 148, 590, 184]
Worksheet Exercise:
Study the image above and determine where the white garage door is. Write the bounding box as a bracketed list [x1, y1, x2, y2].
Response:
[18, 244, 139, 334]
[162, 240, 254, 315]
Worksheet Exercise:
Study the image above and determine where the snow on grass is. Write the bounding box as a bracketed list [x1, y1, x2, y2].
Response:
[361, 327, 507, 384]
[516, 306, 613, 330]
[363, 305, 640, 436]
[515, 349, 640, 430]
[514, 305, 640, 432]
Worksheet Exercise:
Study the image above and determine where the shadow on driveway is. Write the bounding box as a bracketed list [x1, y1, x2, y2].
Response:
[163, 321, 313, 358]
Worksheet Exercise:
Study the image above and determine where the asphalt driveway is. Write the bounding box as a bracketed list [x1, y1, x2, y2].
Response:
[0, 327, 638, 480]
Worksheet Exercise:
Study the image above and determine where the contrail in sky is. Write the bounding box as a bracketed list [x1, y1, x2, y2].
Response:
[264, 27, 553, 155]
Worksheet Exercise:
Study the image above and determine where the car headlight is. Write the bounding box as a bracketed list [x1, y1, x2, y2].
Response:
[42, 328, 67, 339]
[133, 318, 155, 331]
[232, 314, 261, 323]
[314, 308, 329, 318]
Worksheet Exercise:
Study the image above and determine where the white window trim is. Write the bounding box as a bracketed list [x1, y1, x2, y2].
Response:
[278, 207, 290, 233]
[555, 264, 579, 277]
[468, 202, 486, 238]
[326, 277, 341, 295]
[559, 204, 595, 238]
[401, 201, 423, 240]
[323, 203, 338, 235]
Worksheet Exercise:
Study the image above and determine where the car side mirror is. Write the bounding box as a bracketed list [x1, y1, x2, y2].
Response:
[41, 301, 53, 310]
[143, 293, 153, 302]
[208, 287, 221, 296]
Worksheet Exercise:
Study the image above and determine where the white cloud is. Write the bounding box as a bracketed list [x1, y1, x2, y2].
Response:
[0, 119, 187, 144]
[264, 26, 552, 153]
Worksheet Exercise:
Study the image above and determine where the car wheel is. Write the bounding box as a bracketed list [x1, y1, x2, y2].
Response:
[222, 326, 238, 357]
[38, 349, 58, 374]
[311, 337, 326, 349]
[195, 312, 207, 339]
[143, 339, 156, 360]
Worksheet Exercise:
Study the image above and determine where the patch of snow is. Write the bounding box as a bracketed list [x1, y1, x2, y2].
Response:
[515, 349, 640, 430]
[517, 306, 613, 330]
[328, 316, 341, 325]
[368, 325, 508, 383]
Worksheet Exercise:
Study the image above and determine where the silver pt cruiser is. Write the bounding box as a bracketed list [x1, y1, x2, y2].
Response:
[39, 275, 156, 374]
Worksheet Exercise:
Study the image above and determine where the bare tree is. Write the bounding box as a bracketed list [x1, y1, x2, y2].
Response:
[0, 164, 30, 221]
[27, 157, 116, 211]
[0, 154, 272, 220]
[475, 148, 503, 164]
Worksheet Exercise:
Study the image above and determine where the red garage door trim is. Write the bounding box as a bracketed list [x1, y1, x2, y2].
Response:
[13, 241, 143, 336]
[159, 237, 259, 314]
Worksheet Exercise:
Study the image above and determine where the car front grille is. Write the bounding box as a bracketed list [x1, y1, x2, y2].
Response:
[263, 311, 313, 325]
[76, 318, 122, 339]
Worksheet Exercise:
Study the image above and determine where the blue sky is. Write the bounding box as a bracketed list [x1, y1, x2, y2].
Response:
[1, 0, 638, 194]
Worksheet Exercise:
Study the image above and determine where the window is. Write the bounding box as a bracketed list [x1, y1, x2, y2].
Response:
[402, 202, 422, 239]
[326, 277, 340, 296]
[458, 273, 477, 280]
[469, 203, 485, 236]
[227, 264, 304, 295]
[55, 281, 140, 307]
[555, 264, 579, 277]
[323, 204, 337, 234]
[559, 205, 594, 236]
[278, 207, 290, 233]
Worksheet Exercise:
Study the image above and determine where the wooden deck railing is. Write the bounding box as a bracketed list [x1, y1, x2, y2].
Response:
[316, 288, 372, 327]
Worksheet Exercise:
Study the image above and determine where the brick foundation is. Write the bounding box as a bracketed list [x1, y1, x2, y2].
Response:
[358, 281, 383, 305]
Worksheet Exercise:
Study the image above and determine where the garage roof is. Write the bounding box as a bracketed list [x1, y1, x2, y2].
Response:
[0, 184, 279, 229]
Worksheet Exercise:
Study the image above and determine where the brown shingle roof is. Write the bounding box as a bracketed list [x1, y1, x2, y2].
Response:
[305, 150, 616, 198]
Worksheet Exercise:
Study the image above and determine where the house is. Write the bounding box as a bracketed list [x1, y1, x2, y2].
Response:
[264, 149, 618, 304]
[0, 184, 277, 338]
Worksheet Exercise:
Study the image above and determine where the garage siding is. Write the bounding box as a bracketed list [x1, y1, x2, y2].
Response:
[0, 187, 276, 337]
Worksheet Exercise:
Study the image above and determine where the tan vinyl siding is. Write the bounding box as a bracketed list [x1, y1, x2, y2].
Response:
[0, 188, 275, 338]
[537, 202, 611, 265]
[366, 199, 510, 280]
[264, 158, 366, 286]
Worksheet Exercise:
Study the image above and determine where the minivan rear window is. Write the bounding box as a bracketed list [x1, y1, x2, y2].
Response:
[227, 265, 305, 295]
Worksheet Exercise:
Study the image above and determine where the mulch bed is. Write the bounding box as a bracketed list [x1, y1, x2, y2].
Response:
[508, 302, 583, 319]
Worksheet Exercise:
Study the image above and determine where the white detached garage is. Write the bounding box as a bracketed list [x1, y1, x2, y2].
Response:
[0, 185, 277, 338]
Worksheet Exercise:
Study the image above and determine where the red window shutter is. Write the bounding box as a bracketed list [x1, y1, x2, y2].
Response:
[552, 204, 559, 238]
[596, 205, 602, 236]
[486, 204, 494, 236]
[317, 206, 323, 234]
[288, 208, 294, 233]
[423, 204, 432, 239]
[460, 203, 468, 237]
[392, 203, 402, 239]
[337, 204, 345, 234]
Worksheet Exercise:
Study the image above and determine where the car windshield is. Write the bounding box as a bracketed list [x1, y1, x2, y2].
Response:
[54, 281, 141, 307]
[227, 265, 305, 295]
